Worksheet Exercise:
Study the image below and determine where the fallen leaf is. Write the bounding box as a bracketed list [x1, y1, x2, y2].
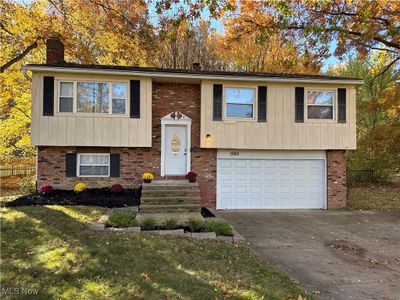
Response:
[140, 272, 150, 280]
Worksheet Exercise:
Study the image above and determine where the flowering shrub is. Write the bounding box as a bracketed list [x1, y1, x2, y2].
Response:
[111, 184, 124, 193]
[186, 171, 198, 180]
[142, 173, 154, 181]
[74, 182, 87, 193]
[39, 184, 54, 194]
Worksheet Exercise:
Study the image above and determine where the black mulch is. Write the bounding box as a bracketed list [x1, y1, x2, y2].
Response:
[2, 187, 141, 208]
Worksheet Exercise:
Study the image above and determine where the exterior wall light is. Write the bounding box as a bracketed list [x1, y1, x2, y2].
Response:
[206, 134, 211, 141]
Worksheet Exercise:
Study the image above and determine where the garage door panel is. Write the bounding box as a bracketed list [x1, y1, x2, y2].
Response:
[217, 158, 325, 209]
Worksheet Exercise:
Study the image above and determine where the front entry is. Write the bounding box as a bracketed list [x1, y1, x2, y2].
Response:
[164, 125, 188, 175]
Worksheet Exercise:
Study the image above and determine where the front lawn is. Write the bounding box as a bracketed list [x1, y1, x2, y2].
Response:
[348, 184, 400, 210]
[0, 204, 308, 299]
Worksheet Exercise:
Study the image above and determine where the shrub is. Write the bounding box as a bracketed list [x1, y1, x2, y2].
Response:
[165, 217, 177, 230]
[106, 212, 138, 228]
[142, 172, 154, 181]
[203, 219, 233, 236]
[74, 182, 86, 193]
[187, 217, 204, 232]
[20, 177, 36, 194]
[38, 184, 54, 194]
[141, 216, 156, 230]
[111, 184, 124, 193]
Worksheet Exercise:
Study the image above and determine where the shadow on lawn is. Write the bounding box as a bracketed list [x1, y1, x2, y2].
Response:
[1, 206, 294, 299]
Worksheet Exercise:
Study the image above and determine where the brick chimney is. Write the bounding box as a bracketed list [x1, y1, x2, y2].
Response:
[46, 35, 65, 64]
[192, 62, 201, 71]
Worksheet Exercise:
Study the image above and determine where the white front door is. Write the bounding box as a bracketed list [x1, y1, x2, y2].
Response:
[164, 125, 187, 175]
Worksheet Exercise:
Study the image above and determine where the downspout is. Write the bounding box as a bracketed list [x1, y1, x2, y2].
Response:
[22, 69, 32, 82]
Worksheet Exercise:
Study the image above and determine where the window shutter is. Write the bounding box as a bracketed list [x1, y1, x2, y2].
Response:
[213, 84, 223, 121]
[130, 80, 140, 118]
[43, 76, 54, 116]
[66, 153, 77, 177]
[338, 88, 346, 123]
[110, 154, 120, 177]
[295, 87, 305, 123]
[258, 86, 267, 122]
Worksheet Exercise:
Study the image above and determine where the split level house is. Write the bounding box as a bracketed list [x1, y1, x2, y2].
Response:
[23, 37, 363, 210]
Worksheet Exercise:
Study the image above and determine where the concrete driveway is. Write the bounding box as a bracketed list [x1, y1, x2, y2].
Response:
[217, 210, 400, 300]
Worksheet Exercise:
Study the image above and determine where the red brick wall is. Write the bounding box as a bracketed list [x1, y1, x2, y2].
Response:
[37, 83, 217, 207]
[327, 150, 347, 209]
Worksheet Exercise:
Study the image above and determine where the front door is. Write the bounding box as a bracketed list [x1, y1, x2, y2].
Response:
[164, 125, 187, 175]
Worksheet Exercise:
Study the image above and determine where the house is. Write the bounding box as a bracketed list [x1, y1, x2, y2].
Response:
[23, 37, 362, 210]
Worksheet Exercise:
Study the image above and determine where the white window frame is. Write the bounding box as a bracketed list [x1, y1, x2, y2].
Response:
[223, 86, 257, 121]
[56, 79, 128, 115]
[77, 153, 110, 177]
[305, 89, 336, 121]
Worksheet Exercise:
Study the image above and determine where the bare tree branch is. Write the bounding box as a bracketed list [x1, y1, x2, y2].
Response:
[373, 57, 400, 79]
[0, 41, 39, 73]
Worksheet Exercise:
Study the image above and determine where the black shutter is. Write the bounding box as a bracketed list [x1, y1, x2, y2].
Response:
[66, 153, 77, 177]
[130, 80, 140, 118]
[295, 87, 305, 123]
[110, 154, 120, 177]
[338, 88, 346, 123]
[213, 84, 223, 121]
[43, 76, 54, 116]
[258, 86, 267, 122]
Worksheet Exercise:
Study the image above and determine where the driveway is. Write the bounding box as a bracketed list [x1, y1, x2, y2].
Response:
[217, 210, 400, 300]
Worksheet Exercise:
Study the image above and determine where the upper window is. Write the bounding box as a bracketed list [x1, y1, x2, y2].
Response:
[225, 87, 255, 119]
[77, 153, 110, 177]
[58, 81, 127, 115]
[306, 90, 335, 120]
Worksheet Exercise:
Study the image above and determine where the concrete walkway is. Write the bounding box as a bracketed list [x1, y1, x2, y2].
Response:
[217, 210, 400, 300]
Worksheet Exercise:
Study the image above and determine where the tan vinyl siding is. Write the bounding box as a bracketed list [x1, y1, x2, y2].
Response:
[201, 80, 357, 150]
[30, 72, 152, 147]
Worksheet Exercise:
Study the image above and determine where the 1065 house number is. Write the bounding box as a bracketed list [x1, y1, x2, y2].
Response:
[230, 151, 240, 156]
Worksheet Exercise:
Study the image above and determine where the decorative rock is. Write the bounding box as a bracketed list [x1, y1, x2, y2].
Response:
[190, 232, 216, 240]
[126, 227, 141, 233]
[233, 234, 246, 243]
[216, 236, 234, 243]
[98, 215, 109, 223]
[89, 223, 105, 231]
[113, 228, 126, 232]
[105, 227, 114, 231]
[157, 229, 184, 236]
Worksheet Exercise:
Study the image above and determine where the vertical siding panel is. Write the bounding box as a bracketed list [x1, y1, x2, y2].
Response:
[39, 117, 49, 145]
[282, 87, 291, 149]
[84, 118, 94, 146]
[31, 74, 41, 145]
[111, 119, 120, 146]
[75, 117, 85, 145]
[93, 118, 103, 146]
[102, 118, 111, 146]
[275, 87, 284, 149]
[120, 118, 129, 146]
[48, 118, 58, 145]
[129, 119, 138, 146]
[66, 117, 75, 145]
[349, 88, 357, 149]
[56, 116, 67, 145]
[268, 86, 276, 148]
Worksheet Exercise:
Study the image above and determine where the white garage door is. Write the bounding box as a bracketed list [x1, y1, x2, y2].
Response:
[217, 151, 326, 209]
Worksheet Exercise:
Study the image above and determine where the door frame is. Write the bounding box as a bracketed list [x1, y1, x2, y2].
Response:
[160, 112, 192, 177]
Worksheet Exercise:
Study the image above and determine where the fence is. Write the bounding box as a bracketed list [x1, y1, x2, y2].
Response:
[0, 165, 36, 177]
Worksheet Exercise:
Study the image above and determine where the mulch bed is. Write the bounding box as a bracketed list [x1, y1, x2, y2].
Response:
[2, 188, 141, 208]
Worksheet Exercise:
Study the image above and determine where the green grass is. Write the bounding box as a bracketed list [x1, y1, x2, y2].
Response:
[203, 219, 233, 236]
[348, 185, 400, 210]
[0, 205, 308, 299]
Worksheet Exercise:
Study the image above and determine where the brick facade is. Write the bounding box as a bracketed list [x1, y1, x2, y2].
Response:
[327, 150, 347, 209]
[37, 83, 217, 207]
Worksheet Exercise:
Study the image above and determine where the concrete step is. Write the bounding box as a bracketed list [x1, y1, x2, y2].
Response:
[141, 196, 201, 205]
[141, 189, 201, 197]
[140, 204, 201, 213]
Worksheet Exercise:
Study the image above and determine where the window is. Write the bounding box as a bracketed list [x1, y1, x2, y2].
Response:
[225, 87, 255, 119]
[77, 154, 110, 177]
[59, 82, 73, 112]
[58, 81, 127, 115]
[306, 90, 335, 120]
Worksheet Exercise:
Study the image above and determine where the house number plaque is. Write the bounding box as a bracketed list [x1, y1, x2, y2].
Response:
[230, 151, 240, 156]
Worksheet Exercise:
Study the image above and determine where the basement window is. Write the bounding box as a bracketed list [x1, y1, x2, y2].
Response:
[77, 153, 110, 177]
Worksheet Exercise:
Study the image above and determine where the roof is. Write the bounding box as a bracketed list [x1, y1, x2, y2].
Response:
[23, 63, 364, 85]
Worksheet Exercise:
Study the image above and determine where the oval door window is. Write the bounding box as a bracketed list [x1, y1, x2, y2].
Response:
[171, 132, 181, 155]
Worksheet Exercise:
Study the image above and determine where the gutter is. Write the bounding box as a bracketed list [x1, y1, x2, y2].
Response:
[22, 65, 365, 85]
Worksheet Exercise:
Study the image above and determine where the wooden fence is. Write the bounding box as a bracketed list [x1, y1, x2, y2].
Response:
[0, 165, 36, 177]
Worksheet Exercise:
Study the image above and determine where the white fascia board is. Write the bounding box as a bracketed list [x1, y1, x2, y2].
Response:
[22, 65, 365, 85]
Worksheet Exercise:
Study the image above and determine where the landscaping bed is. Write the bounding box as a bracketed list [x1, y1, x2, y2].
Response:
[2, 188, 141, 208]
